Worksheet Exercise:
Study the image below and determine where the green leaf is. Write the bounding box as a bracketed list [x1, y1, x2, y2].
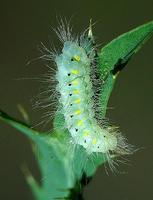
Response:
[0, 110, 39, 141]
[0, 110, 106, 199]
[99, 20, 153, 116]
[0, 110, 72, 199]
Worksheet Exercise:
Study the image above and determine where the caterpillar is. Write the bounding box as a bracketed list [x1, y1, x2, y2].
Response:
[38, 19, 132, 162]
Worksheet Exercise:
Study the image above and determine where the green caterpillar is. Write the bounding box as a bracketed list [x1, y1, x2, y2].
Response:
[35, 20, 132, 168]
[53, 21, 131, 159]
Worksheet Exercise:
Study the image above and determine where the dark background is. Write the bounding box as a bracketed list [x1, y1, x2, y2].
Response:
[0, 0, 153, 199]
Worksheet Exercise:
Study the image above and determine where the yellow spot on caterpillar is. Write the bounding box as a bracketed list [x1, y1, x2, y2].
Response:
[73, 90, 79, 94]
[75, 110, 81, 115]
[92, 139, 97, 145]
[73, 55, 81, 61]
[72, 80, 79, 85]
[77, 120, 83, 126]
[74, 99, 81, 104]
[71, 70, 79, 75]
[83, 130, 89, 136]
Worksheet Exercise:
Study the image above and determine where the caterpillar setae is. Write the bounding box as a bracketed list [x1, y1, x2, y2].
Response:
[38, 19, 132, 162]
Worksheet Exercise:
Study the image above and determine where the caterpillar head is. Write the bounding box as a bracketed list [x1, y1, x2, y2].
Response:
[62, 41, 90, 65]
[55, 41, 90, 84]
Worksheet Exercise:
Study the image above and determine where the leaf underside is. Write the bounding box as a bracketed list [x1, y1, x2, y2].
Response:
[0, 20, 153, 200]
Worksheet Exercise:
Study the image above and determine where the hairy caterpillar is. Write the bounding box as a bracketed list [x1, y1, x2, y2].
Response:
[37, 19, 132, 162]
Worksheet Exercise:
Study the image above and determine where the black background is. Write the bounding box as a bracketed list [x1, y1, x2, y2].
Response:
[0, 0, 153, 199]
